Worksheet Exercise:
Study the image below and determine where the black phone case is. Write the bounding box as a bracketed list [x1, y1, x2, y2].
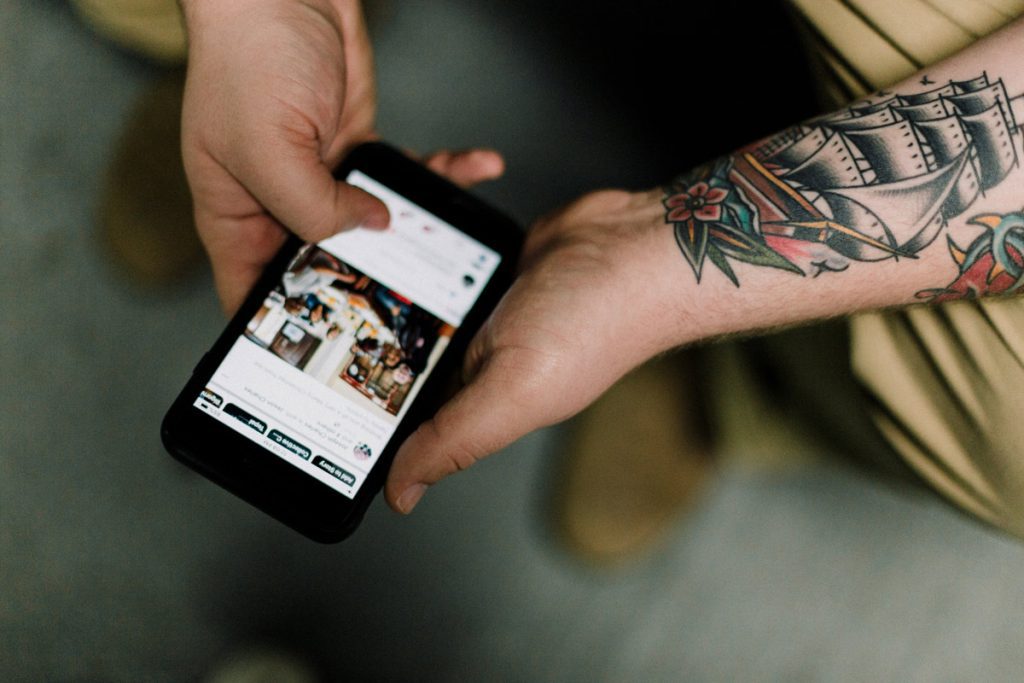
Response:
[161, 142, 522, 542]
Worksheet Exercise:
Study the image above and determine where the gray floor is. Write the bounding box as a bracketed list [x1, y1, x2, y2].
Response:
[4, 1, 1024, 681]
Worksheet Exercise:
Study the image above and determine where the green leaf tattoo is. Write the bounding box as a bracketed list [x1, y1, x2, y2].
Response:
[663, 157, 802, 285]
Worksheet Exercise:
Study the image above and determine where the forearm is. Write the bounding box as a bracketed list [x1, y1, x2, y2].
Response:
[644, 17, 1024, 348]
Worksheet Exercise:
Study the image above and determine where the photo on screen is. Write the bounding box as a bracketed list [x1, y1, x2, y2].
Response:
[243, 244, 454, 420]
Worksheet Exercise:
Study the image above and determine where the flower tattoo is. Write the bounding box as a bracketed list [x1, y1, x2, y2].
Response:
[665, 182, 729, 223]
[663, 159, 802, 286]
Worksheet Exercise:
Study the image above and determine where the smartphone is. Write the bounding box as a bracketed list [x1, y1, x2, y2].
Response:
[161, 142, 522, 542]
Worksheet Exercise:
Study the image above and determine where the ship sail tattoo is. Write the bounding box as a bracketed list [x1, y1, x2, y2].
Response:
[664, 72, 1024, 286]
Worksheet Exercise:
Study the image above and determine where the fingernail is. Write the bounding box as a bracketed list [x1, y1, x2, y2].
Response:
[396, 483, 427, 514]
[364, 208, 390, 230]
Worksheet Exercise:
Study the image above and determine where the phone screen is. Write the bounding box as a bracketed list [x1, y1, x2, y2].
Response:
[191, 170, 502, 499]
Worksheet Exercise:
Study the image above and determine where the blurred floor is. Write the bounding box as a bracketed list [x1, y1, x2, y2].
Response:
[3, 1, 1024, 681]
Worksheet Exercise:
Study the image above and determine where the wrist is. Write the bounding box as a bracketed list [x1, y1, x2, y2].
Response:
[603, 187, 710, 355]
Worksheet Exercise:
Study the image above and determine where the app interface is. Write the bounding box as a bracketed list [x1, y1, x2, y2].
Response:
[193, 170, 501, 498]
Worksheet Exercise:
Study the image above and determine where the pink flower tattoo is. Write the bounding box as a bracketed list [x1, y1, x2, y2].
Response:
[665, 182, 729, 223]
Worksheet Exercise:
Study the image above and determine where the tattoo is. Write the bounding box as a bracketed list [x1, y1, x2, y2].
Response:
[665, 72, 1024, 287]
[662, 162, 802, 285]
[917, 211, 1024, 301]
[811, 260, 849, 277]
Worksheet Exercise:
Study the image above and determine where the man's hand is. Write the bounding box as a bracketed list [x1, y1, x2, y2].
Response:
[180, 0, 502, 313]
[385, 189, 695, 513]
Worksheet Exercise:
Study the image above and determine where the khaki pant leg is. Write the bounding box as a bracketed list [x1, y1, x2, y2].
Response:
[781, 3, 1024, 537]
[853, 302, 1024, 539]
[70, 0, 187, 64]
[709, 321, 924, 486]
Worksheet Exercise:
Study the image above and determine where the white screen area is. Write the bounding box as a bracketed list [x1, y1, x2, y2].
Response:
[193, 171, 501, 498]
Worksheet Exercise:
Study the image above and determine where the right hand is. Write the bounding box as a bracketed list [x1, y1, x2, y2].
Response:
[179, 0, 503, 313]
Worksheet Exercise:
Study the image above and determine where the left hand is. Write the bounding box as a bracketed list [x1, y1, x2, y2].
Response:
[385, 188, 695, 513]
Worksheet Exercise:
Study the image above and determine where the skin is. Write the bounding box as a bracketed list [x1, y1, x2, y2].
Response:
[180, 0, 503, 312]
[181, 1, 1024, 515]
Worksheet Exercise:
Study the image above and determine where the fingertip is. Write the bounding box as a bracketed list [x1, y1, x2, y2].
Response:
[471, 148, 505, 179]
[385, 433, 418, 509]
[394, 483, 428, 515]
[451, 149, 504, 185]
[363, 198, 391, 230]
[336, 183, 390, 232]
[423, 150, 452, 176]
[422, 148, 506, 187]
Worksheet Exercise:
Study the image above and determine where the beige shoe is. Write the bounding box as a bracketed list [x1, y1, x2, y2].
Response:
[204, 648, 320, 683]
[552, 352, 714, 565]
[98, 70, 204, 286]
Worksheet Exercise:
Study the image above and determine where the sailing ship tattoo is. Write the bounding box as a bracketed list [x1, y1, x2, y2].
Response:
[664, 72, 1024, 287]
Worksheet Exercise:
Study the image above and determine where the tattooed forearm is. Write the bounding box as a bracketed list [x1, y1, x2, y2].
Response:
[664, 72, 1024, 291]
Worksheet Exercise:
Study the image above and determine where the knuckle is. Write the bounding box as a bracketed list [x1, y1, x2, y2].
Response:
[297, 200, 343, 241]
[441, 447, 478, 475]
[556, 190, 632, 229]
[423, 419, 479, 475]
[581, 188, 633, 212]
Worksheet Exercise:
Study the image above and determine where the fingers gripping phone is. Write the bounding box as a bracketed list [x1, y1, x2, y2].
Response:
[161, 142, 521, 542]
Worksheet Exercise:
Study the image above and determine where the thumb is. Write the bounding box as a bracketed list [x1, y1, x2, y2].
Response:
[242, 138, 390, 241]
[384, 348, 562, 514]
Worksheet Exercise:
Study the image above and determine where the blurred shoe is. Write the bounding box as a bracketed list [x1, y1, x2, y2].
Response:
[552, 353, 714, 564]
[205, 648, 321, 683]
[70, 0, 187, 65]
[98, 69, 204, 286]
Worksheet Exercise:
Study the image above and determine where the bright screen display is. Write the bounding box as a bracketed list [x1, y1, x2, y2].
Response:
[193, 170, 501, 498]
